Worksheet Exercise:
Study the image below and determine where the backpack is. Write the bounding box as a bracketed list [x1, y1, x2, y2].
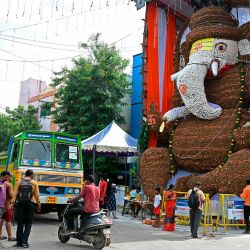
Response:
[17, 179, 33, 203]
[188, 189, 200, 210]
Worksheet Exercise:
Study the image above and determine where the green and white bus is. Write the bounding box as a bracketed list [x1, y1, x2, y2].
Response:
[0, 131, 84, 219]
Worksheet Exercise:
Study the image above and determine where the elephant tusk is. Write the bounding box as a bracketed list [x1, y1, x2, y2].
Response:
[211, 60, 219, 77]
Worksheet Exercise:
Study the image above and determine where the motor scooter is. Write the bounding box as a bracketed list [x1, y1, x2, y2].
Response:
[58, 202, 112, 249]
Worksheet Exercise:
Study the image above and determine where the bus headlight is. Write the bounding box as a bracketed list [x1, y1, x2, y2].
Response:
[74, 188, 80, 194]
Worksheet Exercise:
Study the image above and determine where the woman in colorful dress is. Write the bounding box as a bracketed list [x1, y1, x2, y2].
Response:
[106, 179, 118, 219]
[163, 184, 176, 231]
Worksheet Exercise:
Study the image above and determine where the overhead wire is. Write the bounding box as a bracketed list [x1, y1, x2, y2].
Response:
[0, 2, 143, 84]
[0, 34, 80, 48]
[110, 26, 144, 45]
[0, 37, 85, 52]
[0, 54, 84, 63]
[0, 8, 102, 34]
[0, 47, 53, 72]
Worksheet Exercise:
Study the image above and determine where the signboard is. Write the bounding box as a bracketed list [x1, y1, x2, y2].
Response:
[69, 146, 78, 159]
[55, 135, 78, 143]
[26, 133, 52, 139]
[69, 152, 77, 160]
[175, 198, 190, 217]
[227, 200, 244, 220]
[46, 196, 58, 204]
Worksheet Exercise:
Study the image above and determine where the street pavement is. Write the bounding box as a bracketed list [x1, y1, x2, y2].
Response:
[0, 212, 249, 250]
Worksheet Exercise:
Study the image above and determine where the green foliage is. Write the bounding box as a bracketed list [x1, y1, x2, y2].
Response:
[0, 106, 41, 152]
[138, 123, 149, 153]
[52, 33, 130, 139]
[40, 102, 52, 117]
[52, 34, 131, 175]
[128, 165, 137, 177]
[82, 155, 121, 175]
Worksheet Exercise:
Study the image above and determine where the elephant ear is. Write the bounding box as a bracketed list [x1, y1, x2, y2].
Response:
[239, 22, 250, 56]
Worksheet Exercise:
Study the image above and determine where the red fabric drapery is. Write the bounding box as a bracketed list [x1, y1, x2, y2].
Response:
[162, 12, 176, 115]
[145, 4, 176, 148]
[146, 3, 159, 147]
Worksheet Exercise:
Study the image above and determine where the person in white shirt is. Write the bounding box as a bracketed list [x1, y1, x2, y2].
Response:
[153, 187, 162, 228]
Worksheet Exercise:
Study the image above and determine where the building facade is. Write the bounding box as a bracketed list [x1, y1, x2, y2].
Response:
[130, 53, 143, 139]
[19, 78, 46, 107]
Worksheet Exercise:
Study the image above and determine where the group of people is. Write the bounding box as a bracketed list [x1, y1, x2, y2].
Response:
[0, 169, 41, 248]
[1, 167, 250, 247]
[152, 184, 181, 231]
[0, 171, 116, 247]
[152, 179, 250, 238]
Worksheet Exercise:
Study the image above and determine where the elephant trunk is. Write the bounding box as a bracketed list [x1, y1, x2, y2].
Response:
[174, 63, 222, 120]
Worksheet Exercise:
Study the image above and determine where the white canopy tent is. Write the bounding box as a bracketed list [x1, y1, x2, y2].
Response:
[82, 121, 138, 177]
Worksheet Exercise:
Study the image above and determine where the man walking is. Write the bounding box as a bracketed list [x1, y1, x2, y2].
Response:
[0, 171, 15, 241]
[186, 182, 205, 239]
[12, 170, 41, 248]
[0, 171, 7, 240]
[240, 179, 250, 234]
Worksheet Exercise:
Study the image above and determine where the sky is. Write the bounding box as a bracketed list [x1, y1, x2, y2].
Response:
[0, 0, 145, 111]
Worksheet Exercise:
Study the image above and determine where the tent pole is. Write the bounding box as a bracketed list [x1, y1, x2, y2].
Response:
[125, 157, 127, 186]
[93, 145, 96, 177]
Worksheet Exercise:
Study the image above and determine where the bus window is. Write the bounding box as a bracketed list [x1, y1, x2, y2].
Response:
[55, 143, 80, 169]
[21, 140, 52, 167]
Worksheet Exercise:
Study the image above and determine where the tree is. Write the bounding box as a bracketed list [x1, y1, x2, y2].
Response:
[52, 34, 131, 176]
[0, 106, 41, 152]
[52, 33, 130, 139]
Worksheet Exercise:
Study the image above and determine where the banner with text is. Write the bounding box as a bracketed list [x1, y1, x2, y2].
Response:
[227, 200, 244, 220]
[175, 198, 189, 217]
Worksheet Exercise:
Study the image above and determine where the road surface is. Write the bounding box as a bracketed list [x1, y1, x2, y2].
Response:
[0, 212, 249, 249]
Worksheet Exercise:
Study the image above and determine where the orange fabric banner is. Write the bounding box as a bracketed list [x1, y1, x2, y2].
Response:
[148, 130, 157, 148]
[145, 6, 176, 148]
[146, 3, 159, 148]
[162, 12, 176, 115]
[146, 3, 159, 114]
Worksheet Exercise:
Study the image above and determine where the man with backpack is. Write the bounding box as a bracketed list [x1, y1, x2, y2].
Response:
[12, 170, 41, 248]
[186, 182, 205, 239]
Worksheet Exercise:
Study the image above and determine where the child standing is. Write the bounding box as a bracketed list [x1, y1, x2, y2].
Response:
[153, 187, 162, 228]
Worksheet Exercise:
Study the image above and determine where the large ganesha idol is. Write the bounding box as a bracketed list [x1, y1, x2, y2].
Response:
[141, 6, 250, 197]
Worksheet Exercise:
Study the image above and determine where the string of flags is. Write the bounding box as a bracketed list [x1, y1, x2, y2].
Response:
[0, 0, 143, 84]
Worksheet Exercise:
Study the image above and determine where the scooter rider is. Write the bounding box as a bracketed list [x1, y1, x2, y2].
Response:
[66, 175, 100, 233]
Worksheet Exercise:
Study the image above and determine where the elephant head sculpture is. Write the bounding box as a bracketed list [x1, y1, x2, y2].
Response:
[163, 8, 250, 122]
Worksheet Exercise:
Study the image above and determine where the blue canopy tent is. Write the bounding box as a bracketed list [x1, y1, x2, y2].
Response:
[82, 121, 138, 182]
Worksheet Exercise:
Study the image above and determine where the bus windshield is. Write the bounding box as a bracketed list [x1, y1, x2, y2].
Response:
[21, 140, 52, 167]
[55, 143, 80, 170]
